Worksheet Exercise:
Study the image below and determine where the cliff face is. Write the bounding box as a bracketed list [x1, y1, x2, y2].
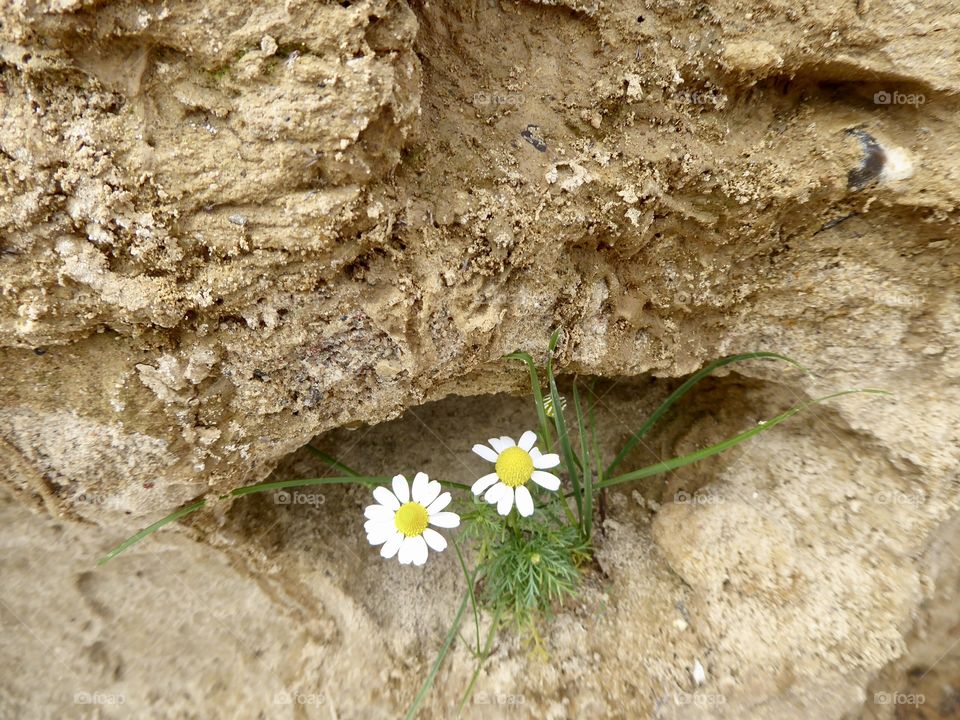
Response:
[1, 1, 959, 718]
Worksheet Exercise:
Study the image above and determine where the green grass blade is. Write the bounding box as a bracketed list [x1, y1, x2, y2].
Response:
[588, 382, 603, 535]
[99, 475, 388, 564]
[452, 538, 481, 655]
[303, 446, 470, 491]
[599, 389, 890, 489]
[405, 591, 469, 720]
[97, 499, 207, 565]
[457, 607, 502, 716]
[504, 350, 553, 453]
[439, 480, 473, 491]
[304, 445, 361, 476]
[228, 475, 387, 497]
[605, 352, 809, 476]
[546, 336, 582, 522]
[571, 381, 592, 539]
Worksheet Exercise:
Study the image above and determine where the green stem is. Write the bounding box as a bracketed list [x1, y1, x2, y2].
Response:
[456, 608, 502, 717]
[405, 591, 469, 720]
[452, 537, 481, 655]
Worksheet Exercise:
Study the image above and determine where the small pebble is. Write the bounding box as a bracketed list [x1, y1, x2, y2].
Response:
[692, 659, 706, 685]
[260, 35, 278, 55]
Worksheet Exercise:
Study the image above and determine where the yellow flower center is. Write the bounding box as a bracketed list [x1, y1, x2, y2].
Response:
[394, 502, 428, 537]
[495, 447, 534, 488]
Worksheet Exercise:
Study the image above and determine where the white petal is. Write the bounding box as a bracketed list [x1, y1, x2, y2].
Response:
[373, 486, 400, 511]
[398, 536, 418, 565]
[427, 491, 451, 514]
[485, 482, 507, 504]
[392, 475, 410, 503]
[489, 437, 511, 453]
[380, 531, 403, 559]
[471, 472, 499, 496]
[419, 480, 442, 507]
[518, 430, 537, 452]
[499, 435, 516, 448]
[429, 511, 461, 528]
[364, 517, 393, 535]
[531, 471, 561, 491]
[533, 453, 561, 469]
[422, 528, 447, 552]
[364, 504, 394, 522]
[496, 486, 515, 516]
[411, 472, 429, 503]
[412, 535, 430, 565]
[366, 522, 395, 545]
[472, 444, 499, 462]
[515, 485, 534, 517]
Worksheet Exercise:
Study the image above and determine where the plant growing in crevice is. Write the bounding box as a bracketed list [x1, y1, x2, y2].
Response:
[98, 331, 887, 717]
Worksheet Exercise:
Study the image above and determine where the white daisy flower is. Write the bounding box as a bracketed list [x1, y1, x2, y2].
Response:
[471, 431, 561, 517]
[364, 472, 460, 566]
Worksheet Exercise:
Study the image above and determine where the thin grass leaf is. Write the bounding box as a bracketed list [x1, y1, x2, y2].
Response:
[571, 381, 592, 539]
[545, 332, 582, 522]
[305, 444, 361, 476]
[599, 389, 890, 489]
[452, 538, 481, 655]
[588, 382, 603, 536]
[504, 350, 553, 453]
[304, 446, 471, 492]
[228, 475, 386, 497]
[97, 499, 207, 565]
[605, 352, 810, 476]
[405, 591, 469, 720]
[457, 608, 502, 717]
[99, 475, 388, 564]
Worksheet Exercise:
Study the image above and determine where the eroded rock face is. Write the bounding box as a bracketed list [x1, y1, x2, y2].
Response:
[1, 1, 959, 718]
[2, 0, 958, 515]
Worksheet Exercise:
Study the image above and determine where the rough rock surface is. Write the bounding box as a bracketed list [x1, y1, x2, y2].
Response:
[1, 0, 959, 718]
